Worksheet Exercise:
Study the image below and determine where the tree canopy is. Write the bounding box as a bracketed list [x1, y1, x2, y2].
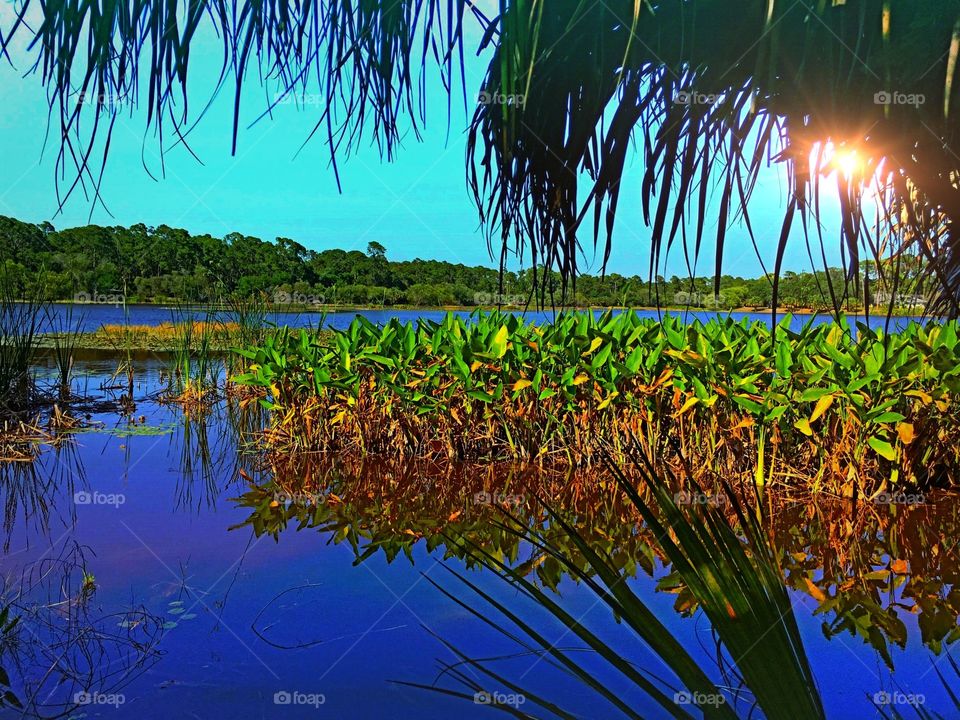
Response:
[0, 215, 924, 311]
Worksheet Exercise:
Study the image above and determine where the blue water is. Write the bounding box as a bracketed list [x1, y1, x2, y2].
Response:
[0, 360, 954, 719]
[41, 302, 930, 334]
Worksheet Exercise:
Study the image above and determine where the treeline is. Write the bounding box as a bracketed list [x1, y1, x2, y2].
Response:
[0, 216, 922, 309]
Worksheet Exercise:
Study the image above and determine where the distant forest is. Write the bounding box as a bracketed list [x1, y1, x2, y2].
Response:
[0, 216, 924, 310]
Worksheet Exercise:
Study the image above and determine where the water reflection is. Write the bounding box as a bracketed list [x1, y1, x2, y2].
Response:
[236, 453, 960, 663]
[1, 543, 163, 717]
[0, 443, 82, 551]
[0, 366, 957, 717]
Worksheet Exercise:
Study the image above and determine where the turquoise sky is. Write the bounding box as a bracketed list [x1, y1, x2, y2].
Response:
[0, 12, 845, 278]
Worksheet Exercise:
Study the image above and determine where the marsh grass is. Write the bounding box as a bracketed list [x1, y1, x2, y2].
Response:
[163, 307, 221, 409]
[44, 304, 85, 401]
[0, 279, 46, 414]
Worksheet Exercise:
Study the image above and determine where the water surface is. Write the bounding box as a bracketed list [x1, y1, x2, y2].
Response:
[0, 359, 956, 718]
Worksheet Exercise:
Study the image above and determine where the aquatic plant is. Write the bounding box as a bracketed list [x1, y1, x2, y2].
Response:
[235, 311, 960, 493]
[165, 307, 221, 406]
[0, 276, 46, 413]
[0, 542, 162, 717]
[44, 304, 85, 401]
[0, 603, 21, 710]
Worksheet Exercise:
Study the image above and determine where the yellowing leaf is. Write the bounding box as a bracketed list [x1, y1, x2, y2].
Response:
[597, 392, 619, 410]
[582, 337, 604, 356]
[470, 360, 483, 372]
[868, 436, 897, 461]
[897, 422, 915, 445]
[512, 379, 533, 392]
[675, 396, 700, 417]
[804, 577, 826, 602]
[809, 394, 834, 422]
[794, 418, 813, 436]
[905, 389, 933, 404]
[491, 325, 509, 359]
[571, 374, 590, 386]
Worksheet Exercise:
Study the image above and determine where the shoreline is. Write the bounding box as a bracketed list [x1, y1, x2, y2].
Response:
[40, 300, 931, 318]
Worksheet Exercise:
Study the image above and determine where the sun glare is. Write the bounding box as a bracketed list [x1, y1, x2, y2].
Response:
[832, 148, 863, 179]
[808, 140, 888, 197]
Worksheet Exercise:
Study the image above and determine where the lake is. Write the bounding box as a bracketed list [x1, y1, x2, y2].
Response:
[0, 357, 955, 718]
[41, 303, 929, 335]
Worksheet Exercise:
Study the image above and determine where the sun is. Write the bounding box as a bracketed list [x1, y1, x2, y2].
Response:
[832, 148, 863, 180]
[808, 141, 879, 187]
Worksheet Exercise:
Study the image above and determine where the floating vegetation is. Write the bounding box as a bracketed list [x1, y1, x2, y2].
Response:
[0, 415, 77, 463]
[236, 311, 960, 494]
[67, 421, 178, 438]
[92, 320, 242, 352]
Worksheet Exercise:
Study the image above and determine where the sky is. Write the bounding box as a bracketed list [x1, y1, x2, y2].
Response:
[0, 7, 846, 279]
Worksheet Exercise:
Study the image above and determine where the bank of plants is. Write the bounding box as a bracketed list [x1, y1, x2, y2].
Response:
[235, 311, 960, 494]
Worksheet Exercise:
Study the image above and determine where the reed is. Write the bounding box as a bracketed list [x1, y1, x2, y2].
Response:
[44, 305, 85, 401]
[165, 307, 220, 406]
[0, 276, 46, 414]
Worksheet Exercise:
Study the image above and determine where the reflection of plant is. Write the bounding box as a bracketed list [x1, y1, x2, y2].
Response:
[0, 542, 162, 718]
[235, 452, 960, 662]
[0, 603, 22, 710]
[398, 443, 823, 719]
[238, 311, 960, 493]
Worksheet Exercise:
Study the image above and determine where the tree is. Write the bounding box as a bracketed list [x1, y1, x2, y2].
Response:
[366, 242, 386, 261]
